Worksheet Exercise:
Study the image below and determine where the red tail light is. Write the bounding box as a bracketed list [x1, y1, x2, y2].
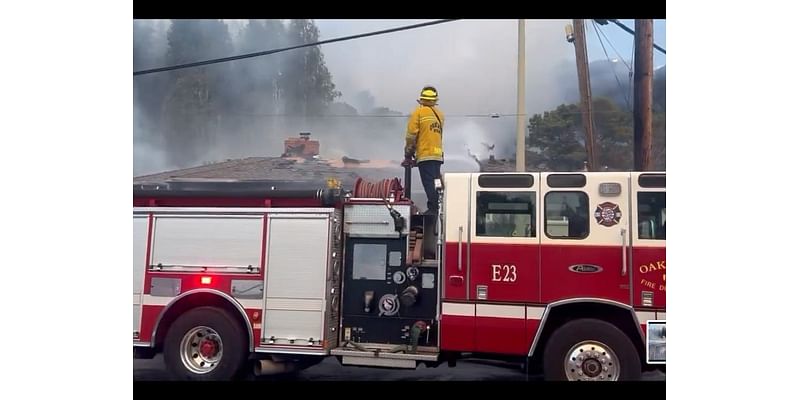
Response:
[200, 276, 212, 285]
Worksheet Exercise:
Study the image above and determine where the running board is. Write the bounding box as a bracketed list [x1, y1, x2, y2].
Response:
[331, 347, 439, 369]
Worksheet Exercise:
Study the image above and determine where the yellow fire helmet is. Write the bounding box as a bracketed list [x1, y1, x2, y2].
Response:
[419, 86, 438, 102]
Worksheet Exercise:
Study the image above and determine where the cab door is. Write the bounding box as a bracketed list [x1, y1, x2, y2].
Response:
[630, 173, 666, 309]
[440, 173, 475, 352]
[539, 173, 631, 304]
[468, 173, 539, 355]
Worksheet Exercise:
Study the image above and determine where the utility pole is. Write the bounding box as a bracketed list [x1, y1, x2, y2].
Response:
[516, 19, 526, 172]
[634, 19, 654, 171]
[570, 19, 598, 171]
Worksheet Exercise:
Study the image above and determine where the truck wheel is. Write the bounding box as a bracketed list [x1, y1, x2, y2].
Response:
[543, 318, 641, 381]
[163, 307, 248, 381]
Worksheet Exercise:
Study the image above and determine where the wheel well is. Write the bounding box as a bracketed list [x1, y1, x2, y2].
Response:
[153, 293, 252, 352]
[529, 302, 645, 373]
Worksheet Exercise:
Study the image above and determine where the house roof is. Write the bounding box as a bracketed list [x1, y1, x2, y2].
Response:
[133, 155, 408, 192]
[476, 156, 516, 172]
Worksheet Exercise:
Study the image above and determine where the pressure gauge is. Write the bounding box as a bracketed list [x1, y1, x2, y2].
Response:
[378, 294, 399, 316]
[392, 271, 407, 285]
[406, 267, 419, 281]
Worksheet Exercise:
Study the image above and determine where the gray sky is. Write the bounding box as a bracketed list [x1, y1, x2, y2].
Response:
[306, 19, 663, 115]
[139, 18, 666, 116]
[312, 19, 665, 166]
[134, 19, 666, 176]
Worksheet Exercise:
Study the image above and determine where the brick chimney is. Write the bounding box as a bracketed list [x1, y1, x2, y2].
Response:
[283, 132, 320, 158]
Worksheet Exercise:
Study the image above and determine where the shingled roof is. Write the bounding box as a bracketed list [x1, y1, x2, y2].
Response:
[134, 155, 405, 189]
[136, 130, 409, 187]
[477, 156, 516, 172]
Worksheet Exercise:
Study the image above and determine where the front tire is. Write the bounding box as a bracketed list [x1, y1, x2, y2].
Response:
[543, 318, 641, 381]
[163, 307, 248, 381]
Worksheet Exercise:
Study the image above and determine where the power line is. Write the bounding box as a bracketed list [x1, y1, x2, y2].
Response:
[180, 106, 648, 119]
[134, 19, 460, 76]
[597, 22, 636, 108]
[184, 110, 634, 119]
[596, 19, 666, 54]
[596, 24, 632, 72]
[198, 111, 525, 119]
[629, 33, 635, 94]
[591, 20, 632, 111]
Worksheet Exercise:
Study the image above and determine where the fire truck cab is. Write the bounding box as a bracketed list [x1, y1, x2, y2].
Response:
[133, 171, 666, 381]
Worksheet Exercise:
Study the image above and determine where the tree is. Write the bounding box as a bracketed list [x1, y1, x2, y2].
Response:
[652, 111, 666, 170]
[593, 97, 634, 170]
[527, 103, 586, 171]
[134, 19, 347, 170]
[527, 97, 665, 171]
[233, 20, 286, 115]
[160, 20, 234, 166]
[279, 19, 341, 116]
[133, 20, 169, 137]
[653, 66, 666, 113]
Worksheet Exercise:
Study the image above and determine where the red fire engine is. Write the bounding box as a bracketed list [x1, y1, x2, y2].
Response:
[133, 171, 666, 381]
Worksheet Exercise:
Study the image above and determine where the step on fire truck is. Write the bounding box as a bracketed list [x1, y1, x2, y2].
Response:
[133, 171, 666, 381]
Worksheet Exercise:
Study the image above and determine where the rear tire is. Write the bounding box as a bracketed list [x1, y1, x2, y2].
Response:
[543, 318, 641, 381]
[163, 307, 248, 381]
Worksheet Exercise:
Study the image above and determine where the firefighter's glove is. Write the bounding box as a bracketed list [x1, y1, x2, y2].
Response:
[402, 150, 416, 168]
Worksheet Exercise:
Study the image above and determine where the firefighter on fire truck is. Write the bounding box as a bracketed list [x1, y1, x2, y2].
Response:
[404, 85, 444, 215]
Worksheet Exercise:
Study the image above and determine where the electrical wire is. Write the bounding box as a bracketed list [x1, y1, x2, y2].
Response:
[134, 19, 460, 76]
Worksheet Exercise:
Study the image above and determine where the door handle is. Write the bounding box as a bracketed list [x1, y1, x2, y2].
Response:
[449, 275, 464, 286]
[458, 226, 463, 272]
[621, 228, 627, 276]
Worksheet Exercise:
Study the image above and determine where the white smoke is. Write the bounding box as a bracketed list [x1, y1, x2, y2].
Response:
[133, 19, 631, 175]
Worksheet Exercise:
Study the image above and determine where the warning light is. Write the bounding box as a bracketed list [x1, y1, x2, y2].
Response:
[200, 276, 212, 285]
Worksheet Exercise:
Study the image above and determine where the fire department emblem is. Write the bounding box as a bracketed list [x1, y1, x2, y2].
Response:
[594, 202, 622, 227]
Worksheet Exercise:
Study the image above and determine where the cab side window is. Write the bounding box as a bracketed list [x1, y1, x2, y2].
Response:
[545, 191, 589, 239]
[637, 192, 666, 240]
[476, 192, 535, 238]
